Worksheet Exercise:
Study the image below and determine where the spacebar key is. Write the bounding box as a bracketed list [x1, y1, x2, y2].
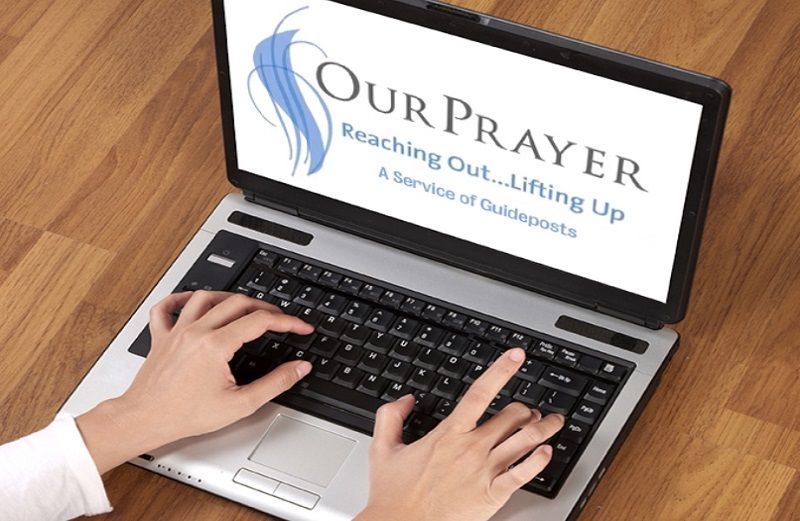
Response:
[296, 378, 386, 419]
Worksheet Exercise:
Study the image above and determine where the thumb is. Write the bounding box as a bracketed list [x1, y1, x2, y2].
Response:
[372, 394, 415, 453]
[239, 360, 312, 410]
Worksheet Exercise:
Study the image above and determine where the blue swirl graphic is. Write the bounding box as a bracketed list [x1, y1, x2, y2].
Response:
[250, 6, 332, 176]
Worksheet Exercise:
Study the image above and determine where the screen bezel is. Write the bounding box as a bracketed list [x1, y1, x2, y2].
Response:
[211, 0, 730, 326]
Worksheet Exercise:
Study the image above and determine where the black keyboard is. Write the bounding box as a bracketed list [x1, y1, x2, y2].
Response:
[129, 231, 632, 498]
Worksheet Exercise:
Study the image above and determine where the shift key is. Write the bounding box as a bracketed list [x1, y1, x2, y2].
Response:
[538, 366, 587, 397]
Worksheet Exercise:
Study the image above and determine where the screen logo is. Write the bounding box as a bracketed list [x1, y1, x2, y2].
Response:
[249, 6, 332, 176]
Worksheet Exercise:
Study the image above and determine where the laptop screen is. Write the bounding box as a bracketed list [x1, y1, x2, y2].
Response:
[224, 0, 704, 304]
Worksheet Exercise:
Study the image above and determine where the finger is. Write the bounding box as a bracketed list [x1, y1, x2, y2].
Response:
[149, 292, 194, 336]
[447, 349, 525, 430]
[491, 444, 553, 500]
[195, 293, 281, 330]
[176, 291, 239, 325]
[213, 310, 314, 358]
[474, 402, 534, 449]
[488, 413, 563, 471]
[372, 394, 415, 454]
[236, 360, 313, 412]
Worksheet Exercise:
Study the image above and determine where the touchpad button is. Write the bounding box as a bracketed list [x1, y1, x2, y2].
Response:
[249, 415, 356, 488]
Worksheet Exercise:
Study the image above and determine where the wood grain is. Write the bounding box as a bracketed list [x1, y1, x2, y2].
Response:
[0, 0, 798, 519]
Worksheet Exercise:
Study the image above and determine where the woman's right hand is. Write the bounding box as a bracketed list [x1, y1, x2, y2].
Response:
[356, 348, 565, 521]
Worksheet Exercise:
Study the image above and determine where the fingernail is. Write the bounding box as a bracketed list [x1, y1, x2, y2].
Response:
[296, 361, 312, 378]
[508, 348, 525, 362]
[400, 394, 415, 402]
[542, 445, 553, 456]
[531, 409, 542, 421]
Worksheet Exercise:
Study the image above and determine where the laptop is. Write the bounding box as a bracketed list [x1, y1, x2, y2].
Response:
[60, 0, 731, 519]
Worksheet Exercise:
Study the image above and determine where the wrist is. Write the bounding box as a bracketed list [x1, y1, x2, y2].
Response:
[76, 396, 168, 474]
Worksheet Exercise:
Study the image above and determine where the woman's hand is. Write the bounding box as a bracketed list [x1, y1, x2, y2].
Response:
[357, 348, 564, 521]
[76, 291, 314, 474]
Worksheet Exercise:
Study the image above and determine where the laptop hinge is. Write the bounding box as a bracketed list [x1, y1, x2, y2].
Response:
[244, 191, 300, 217]
[596, 305, 662, 330]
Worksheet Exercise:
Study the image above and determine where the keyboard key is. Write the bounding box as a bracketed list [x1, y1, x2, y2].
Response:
[232, 285, 253, 296]
[577, 355, 603, 375]
[253, 249, 279, 267]
[297, 307, 323, 327]
[555, 347, 580, 368]
[599, 361, 627, 382]
[285, 348, 314, 363]
[518, 358, 544, 382]
[552, 439, 579, 463]
[334, 343, 362, 366]
[439, 333, 469, 356]
[365, 331, 393, 354]
[332, 366, 364, 389]
[275, 299, 300, 315]
[508, 331, 533, 349]
[431, 376, 462, 400]
[233, 356, 274, 385]
[498, 377, 520, 397]
[464, 341, 494, 365]
[339, 277, 363, 296]
[464, 363, 486, 384]
[390, 317, 420, 340]
[408, 367, 436, 391]
[539, 366, 587, 396]
[413, 391, 438, 415]
[358, 351, 388, 374]
[530, 462, 567, 493]
[318, 293, 349, 315]
[294, 286, 324, 307]
[433, 398, 456, 420]
[270, 277, 300, 300]
[513, 381, 546, 406]
[400, 297, 426, 316]
[485, 324, 511, 343]
[463, 318, 488, 336]
[421, 304, 446, 322]
[318, 315, 347, 337]
[561, 420, 591, 443]
[532, 340, 558, 360]
[366, 309, 395, 332]
[357, 373, 388, 397]
[488, 394, 511, 414]
[379, 290, 405, 309]
[406, 413, 438, 437]
[342, 301, 371, 324]
[572, 400, 601, 424]
[585, 381, 615, 405]
[296, 377, 385, 419]
[277, 257, 303, 276]
[318, 270, 343, 288]
[389, 339, 419, 362]
[312, 358, 339, 381]
[438, 355, 469, 379]
[359, 284, 384, 303]
[383, 359, 413, 382]
[309, 336, 339, 358]
[262, 340, 291, 361]
[298, 264, 322, 282]
[415, 325, 444, 348]
[341, 323, 370, 345]
[414, 347, 444, 370]
[285, 333, 315, 350]
[442, 311, 467, 329]
[540, 390, 576, 415]
[382, 382, 411, 401]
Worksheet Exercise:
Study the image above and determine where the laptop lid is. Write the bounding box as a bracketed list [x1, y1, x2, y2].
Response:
[211, 0, 730, 327]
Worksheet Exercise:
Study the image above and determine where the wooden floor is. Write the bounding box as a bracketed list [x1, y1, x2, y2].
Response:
[0, 0, 798, 519]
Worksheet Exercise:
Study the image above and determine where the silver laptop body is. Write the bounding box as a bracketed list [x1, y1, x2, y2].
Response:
[60, 1, 730, 520]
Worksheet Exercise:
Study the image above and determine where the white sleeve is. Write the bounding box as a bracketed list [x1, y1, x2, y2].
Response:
[0, 412, 113, 521]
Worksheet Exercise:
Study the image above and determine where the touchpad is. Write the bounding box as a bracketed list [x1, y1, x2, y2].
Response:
[249, 415, 356, 488]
